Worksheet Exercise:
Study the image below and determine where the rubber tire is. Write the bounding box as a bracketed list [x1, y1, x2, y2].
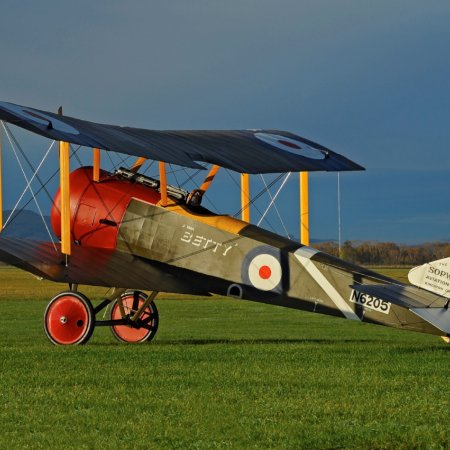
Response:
[44, 291, 95, 345]
[110, 291, 159, 343]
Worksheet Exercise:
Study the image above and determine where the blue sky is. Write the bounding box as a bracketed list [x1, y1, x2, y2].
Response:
[1, 1, 450, 243]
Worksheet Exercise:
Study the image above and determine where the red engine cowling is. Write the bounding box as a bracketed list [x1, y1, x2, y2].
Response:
[51, 167, 161, 249]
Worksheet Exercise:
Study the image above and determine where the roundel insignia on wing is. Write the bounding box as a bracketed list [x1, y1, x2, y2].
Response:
[241, 246, 283, 293]
[254, 132, 326, 160]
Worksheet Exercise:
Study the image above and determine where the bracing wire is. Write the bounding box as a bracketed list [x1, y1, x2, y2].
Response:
[140, 159, 155, 176]
[259, 173, 291, 236]
[224, 169, 278, 233]
[8, 145, 81, 217]
[168, 163, 181, 188]
[4, 139, 55, 228]
[257, 172, 291, 231]
[2, 125, 57, 252]
[338, 172, 342, 258]
[105, 150, 116, 169]
[165, 165, 192, 177]
[180, 168, 203, 188]
[232, 172, 284, 218]
[112, 153, 132, 171]
[3, 123, 55, 206]
[103, 150, 131, 172]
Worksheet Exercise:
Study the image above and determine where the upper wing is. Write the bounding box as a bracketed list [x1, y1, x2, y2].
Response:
[0, 236, 209, 295]
[0, 101, 364, 174]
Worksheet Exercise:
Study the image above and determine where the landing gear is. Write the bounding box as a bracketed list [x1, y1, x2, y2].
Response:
[44, 292, 95, 345]
[110, 291, 159, 343]
[43, 289, 159, 345]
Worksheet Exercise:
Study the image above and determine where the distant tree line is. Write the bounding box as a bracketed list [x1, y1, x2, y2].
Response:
[313, 241, 450, 266]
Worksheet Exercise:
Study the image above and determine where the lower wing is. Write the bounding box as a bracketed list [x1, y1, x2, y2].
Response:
[0, 236, 209, 295]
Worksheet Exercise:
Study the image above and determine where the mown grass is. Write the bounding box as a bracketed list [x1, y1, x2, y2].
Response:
[0, 267, 449, 449]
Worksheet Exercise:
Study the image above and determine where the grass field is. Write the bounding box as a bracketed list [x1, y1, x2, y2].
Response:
[0, 267, 449, 449]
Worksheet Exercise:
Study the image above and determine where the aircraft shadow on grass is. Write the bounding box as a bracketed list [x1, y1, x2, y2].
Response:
[93, 337, 386, 346]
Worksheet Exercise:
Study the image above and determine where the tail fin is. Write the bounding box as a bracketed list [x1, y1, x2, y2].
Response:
[408, 257, 450, 297]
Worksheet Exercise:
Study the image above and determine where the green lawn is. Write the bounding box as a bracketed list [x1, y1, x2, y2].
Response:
[0, 267, 449, 449]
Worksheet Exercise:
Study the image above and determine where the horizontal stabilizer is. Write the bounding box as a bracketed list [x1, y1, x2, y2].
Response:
[410, 308, 450, 334]
[408, 257, 450, 297]
[0, 101, 364, 174]
[351, 283, 448, 309]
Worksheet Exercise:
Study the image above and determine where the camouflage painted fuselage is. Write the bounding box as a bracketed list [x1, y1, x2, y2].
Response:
[116, 198, 444, 337]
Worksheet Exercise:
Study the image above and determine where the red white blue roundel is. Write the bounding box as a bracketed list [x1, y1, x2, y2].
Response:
[254, 132, 325, 160]
[241, 246, 282, 293]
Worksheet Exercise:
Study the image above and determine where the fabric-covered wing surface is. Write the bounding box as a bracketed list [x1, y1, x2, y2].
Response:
[0, 237, 208, 294]
[0, 101, 364, 173]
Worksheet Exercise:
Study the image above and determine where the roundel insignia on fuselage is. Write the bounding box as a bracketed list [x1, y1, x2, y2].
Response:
[241, 245, 283, 293]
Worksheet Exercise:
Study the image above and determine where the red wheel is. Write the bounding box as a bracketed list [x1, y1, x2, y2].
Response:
[44, 292, 95, 345]
[110, 291, 159, 343]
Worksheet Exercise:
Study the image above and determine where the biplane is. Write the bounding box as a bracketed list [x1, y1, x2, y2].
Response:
[0, 100, 449, 345]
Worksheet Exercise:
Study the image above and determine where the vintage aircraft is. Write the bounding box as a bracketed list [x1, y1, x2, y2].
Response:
[0, 100, 449, 345]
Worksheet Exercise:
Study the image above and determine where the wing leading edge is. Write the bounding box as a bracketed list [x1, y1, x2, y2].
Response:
[0, 101, 364, 174]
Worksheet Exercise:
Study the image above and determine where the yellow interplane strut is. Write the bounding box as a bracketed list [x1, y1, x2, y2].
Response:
[199, 165, 220, 193]
[59, 141, 71, 255]
[187, 164, 221, 205]
[300, 171, 309, 245]
[241, 173, 250, 222]
[131, 157, 147, 173]
[159, 161, 168, 206]
[93, 148, 101, 182]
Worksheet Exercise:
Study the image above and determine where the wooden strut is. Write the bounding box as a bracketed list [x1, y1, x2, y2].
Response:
[107, 288, 127, 318]
[131, 291, 158, 322]
[93, 148, 101, 182]
[200, 164, 220, 193]
[241, 173, 250, 222]
[59, 141, 71, 256]
[300, 171, 309, 246]
[187, 164, 221, 206]
[159, 161, 168, 206]
[131, 157, 147, 173]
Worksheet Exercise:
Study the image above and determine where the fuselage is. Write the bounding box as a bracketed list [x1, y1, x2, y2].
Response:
[51, 167, 444, 337]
